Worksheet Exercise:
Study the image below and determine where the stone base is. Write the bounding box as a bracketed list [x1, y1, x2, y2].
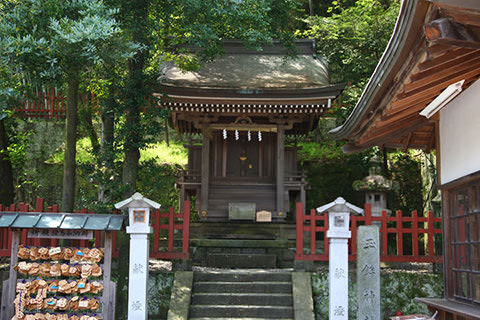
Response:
[294, 260, 315, 271]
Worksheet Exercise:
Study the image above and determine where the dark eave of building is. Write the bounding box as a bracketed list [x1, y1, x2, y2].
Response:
[330, 0, 480, 153]
[156, 83, 345, 105]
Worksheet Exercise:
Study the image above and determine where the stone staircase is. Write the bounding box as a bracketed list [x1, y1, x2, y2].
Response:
[189, 270, 294, 320]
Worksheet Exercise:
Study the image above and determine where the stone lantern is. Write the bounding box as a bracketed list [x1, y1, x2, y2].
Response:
[353, 157, 392, 217]
[115, 192, 161, 320]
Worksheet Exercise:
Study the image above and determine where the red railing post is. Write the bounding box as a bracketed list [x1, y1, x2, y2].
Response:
[351, 214, 357, 258]
[35, 198, 44, 212]
[381, 210, 388, 257]
[365, 203, 372, 225]
[295, 202, 304, 258]
[412, 210, 419, 257]
[182, 201, 190, 254]
[324, 212, 329, 258]
[427, 210, 435, 256]
[310, 209, 316, 255]
[153, 209, 160, 254]
[396, 210, 403, 256]
[168, 206, 174, 252]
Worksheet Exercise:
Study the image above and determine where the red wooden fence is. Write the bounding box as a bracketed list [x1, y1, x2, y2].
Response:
[14, 89, 66, 118]
[13, 90, 99, 118]
[295, 203, 443, 263]
[0, 199, 192, 260]
[0, 199, 119, 258]
[150, 201, 190, 259]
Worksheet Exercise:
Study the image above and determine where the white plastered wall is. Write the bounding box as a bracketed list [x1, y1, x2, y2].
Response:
[440, 78, 480, 185]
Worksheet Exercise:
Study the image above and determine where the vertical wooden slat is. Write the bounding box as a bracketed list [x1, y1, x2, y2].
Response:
[295, 202, 303, 258]
[94, 230, 101, 248]
[153, 209, 160, 254]
[351, 215, 357, 257]
[112, 232, 118, 258]
[79, 210, 89, 247]
[412, 210, 419, 257]
[102, 232, 113, 320]
[427, 210, 435, 256]
[168, 206, 174, 252]
[276, 125, 285, 217]
[35, 198, 44, 212]
[182, 201, 191, 254]
[365, 203, 372, 225]
[396, 210, 403, 256]
[201, 129, 210, 213]
[310, 211, 316, 254]
[324, 212, 329, 259]
[381, 210, 388, 257]
[3, 231, 20, 320]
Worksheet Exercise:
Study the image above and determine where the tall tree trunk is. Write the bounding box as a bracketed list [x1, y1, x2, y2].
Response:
[0, 118, 14, 206]
[81, 98, 100, 154]
[122, 0, 149, 197]
[98, 85, 115, 203]
[62, 76, 79, 212]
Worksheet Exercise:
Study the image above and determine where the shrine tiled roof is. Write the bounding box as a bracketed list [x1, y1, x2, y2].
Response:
[159, 40, 330, 90]
[0, 212, 124, 230]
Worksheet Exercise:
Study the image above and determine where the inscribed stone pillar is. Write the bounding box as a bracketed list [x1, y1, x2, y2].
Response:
[318, 197, 363, 320]
[115, 193, 161, 320]
[356, 225, 380, 320]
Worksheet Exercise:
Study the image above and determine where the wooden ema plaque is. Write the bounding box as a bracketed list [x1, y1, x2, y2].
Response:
[256, 210, 272, 222]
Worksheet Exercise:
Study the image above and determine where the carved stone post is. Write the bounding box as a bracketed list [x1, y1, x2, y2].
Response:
[357, 226, 380, 320]
[115, 192, 161, 320]
[317, 197, 363, 320]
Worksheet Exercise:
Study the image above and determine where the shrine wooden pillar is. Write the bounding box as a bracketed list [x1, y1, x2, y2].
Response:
[201, 128, 210, 214]
[276, 125, 285, 217]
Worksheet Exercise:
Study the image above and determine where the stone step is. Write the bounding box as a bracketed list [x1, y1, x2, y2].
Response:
[189, 305, 294, 319]
[207, 253, 277, 269]
[194, 271, 291, 282]
[191, 293, 293, 306]
[190, 318, 293, 320]
[193, 281, 292, 294]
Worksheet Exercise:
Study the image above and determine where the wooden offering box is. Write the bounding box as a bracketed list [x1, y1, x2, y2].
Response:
[0, 212, 124, 320]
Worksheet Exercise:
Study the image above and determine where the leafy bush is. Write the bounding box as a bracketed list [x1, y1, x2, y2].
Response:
[312, 270, 443, 319]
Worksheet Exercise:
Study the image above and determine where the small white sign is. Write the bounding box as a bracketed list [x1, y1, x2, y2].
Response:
[256, 210, 272, 222]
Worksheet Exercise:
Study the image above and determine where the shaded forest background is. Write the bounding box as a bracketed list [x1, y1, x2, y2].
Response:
[0, 0, 439, 216]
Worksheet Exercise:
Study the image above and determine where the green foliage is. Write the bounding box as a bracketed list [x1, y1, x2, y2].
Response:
[0, 0, 137, 84]
[304, 149, 370, 208]
[301, 0, 400, 120]
[312, 271, 443, 319]
[388, 151, 424, 214]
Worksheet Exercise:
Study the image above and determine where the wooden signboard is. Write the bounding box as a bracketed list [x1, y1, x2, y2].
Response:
[28, 229, 93, 239]
[256, 210, 272, 222]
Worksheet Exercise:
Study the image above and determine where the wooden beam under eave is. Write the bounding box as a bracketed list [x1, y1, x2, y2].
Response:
[408, 50, 480, 85]
[403, 55, 480, 93]
[403, 132, 413, 152]
[392, 66, 480, 109]
[417, 47, 477, 72]
[358, 116, 428, 148]
[381, 99, 431, 124]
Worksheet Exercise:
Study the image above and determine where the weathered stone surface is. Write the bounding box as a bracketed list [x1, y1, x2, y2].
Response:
[356, 226, 380, 320]
[167, 271, 193, 320]
[292, 272, 315, 320]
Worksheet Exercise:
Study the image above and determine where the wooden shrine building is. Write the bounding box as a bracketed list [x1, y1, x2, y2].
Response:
[156, 40, 344, 221]
[332, 0, 480, 318]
